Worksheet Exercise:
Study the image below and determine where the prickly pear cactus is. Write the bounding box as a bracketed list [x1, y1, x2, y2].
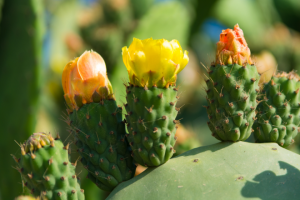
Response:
[254, 72, 300, 147]
[122, 38, 189, 166]
[13, 132, 85, 200]
[62, 51, 135, 191]
[205, 24, 260, 141]
[106, 142, 300, 200]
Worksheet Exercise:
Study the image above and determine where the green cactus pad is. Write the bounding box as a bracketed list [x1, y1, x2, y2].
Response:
[14, 132, 85, 200]
[107, 142, 300, 200]
[125, 85, 179, 167]
[254, 72, 300, 147]
[205, 63, 260, 141]
[68, 100, 136, 191]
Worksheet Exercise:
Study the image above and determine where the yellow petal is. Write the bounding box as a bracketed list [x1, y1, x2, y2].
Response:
[177, 50, 189, 74]
[170, 40, 183, 64]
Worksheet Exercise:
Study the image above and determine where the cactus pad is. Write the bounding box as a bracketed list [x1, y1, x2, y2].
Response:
[106, 142, 300, 200]
[68, 100, 136, 191]
[125, 85, 179, 166]
[14, 132, 85, 200]
[254, 72, 300, 147]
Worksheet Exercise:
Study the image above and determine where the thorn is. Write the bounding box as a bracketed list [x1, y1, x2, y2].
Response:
[166, 132, 171, 137]
[55, 133, 60, 140]
[63, 162, 68, 165]
[251, 78, 256, 82]
[30, 153, 36, 159]
[63, 143, 70, 150]
[27, 173, 33, 179]
[158, 93, 163, 99]
[271, 79, 275, 86]
[86, 114, 90, 119]
[50, 140, 55, 147]
[49, 158, 53, 165]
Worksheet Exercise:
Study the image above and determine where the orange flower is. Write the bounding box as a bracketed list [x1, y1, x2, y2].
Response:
[62, 51, 113, 110]
[216, 24, 252, 65]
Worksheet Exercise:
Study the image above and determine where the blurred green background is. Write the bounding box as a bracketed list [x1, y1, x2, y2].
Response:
[1, 0, 300, 199]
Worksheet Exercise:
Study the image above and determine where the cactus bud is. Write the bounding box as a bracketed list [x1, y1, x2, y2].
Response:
[216, 24, 252, 65]
[62, 50, 114, 110]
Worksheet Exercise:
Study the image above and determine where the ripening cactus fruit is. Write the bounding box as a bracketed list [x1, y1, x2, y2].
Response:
[254, 72, 300, 147]
[13, 132, 85, 200]
[62, 51, 136, 191]
[122, 38, 189, 166]
[205, 25, 260, 141]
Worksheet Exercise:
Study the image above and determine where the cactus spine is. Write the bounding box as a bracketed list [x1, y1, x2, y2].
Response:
[13, 132, 85, 200]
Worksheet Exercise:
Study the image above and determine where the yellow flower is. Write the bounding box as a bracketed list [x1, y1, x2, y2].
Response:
[216, 24, 252, 65]
[62, 50, 114, 110]
[122, 38, 189, 88]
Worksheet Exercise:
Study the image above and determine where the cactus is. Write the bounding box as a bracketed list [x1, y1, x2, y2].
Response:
[106, 141, 300, 199]
[0, 0, 43, 199]
[62, 51, 135, 191]
[13, 132, 85, 200]
[254, 72, 300, 147]
[122, 38, 189, 166]
[205, 24, 260, 141]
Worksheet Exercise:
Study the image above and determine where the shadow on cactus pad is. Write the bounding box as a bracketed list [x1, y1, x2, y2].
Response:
[106, 142, 300, 200]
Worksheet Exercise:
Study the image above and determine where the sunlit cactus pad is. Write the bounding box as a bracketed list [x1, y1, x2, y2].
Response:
[68, 101, 136, 191]
[125, 85, 179, 166]
[107, 142, 300, 200]
[205, 63, 260, 141]
[254, 72, 300, 147]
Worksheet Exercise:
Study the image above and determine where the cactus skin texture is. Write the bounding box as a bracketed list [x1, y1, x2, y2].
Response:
[205, 63, 260, 141]
[68, 100, 136, 191]
[125, 85, 179, 166]
[14, 132, 85, 200]
[254, 72, 300, 147]
[106, 142, 300, 200]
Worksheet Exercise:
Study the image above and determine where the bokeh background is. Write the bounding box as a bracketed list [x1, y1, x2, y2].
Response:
[1, 0, 300, 199]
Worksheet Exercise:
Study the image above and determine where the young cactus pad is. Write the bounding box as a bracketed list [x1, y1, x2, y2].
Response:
[122, 38, 189, 166]
[254, 72, 300, 147]
[62, 51, 135, 191]
[205, 24, 260, 141]
[106, 142, 300, 200]
[13, 132, 85, 200]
